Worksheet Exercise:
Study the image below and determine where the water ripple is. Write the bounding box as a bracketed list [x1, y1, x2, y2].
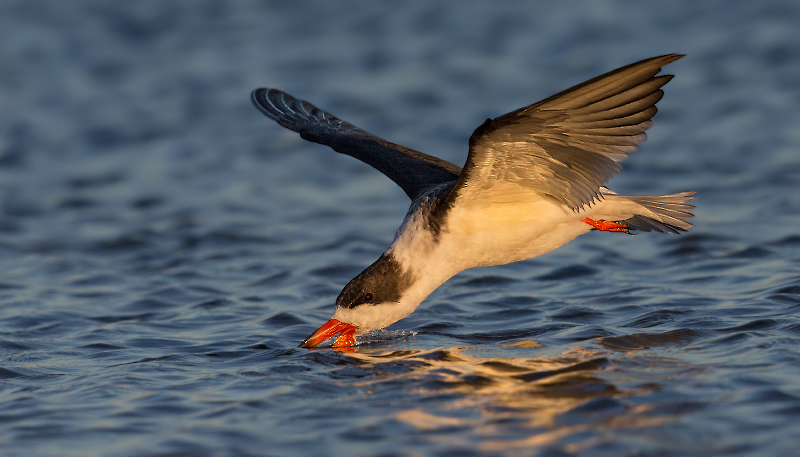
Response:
[1, 1, 799, 456]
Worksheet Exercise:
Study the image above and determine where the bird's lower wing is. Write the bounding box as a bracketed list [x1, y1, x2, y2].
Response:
[252, 88, 461, 200]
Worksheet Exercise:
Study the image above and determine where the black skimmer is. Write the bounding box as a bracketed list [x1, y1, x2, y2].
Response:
[252, 54, 695, 348]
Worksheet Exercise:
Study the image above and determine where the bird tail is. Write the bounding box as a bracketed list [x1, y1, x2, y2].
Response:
[592, 189, 696, 234]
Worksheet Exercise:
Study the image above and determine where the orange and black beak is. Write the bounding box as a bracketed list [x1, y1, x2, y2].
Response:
[298, 319, 359, 348]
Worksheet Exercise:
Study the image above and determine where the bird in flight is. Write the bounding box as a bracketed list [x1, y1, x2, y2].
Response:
[252, 54, 694, 348]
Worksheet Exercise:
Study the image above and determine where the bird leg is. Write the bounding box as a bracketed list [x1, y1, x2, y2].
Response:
[581, 217, 630, 234]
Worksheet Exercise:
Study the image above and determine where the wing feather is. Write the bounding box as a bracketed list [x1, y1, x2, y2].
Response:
[252, 88, 461, 200]
[447, 54, 683, 211]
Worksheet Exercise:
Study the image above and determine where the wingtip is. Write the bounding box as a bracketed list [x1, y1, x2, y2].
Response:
[655, 53, 686, 65]
[633, 54, 685, 70]
[251, 87, 269, 112]
[251, 87, 288, 121]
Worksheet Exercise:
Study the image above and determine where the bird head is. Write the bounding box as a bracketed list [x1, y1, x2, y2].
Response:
[298, 253, 417, 348]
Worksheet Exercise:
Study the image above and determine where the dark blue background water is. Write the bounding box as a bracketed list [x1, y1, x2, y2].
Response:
[1, 1, 799, 455]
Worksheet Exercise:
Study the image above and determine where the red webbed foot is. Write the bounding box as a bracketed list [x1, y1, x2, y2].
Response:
[582, 217, 631, 234]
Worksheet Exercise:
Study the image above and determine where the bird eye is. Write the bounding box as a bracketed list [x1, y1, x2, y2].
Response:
[363, 293, 374, 302]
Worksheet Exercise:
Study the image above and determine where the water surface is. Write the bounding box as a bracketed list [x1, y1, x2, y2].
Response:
[1, 1, 799, 456]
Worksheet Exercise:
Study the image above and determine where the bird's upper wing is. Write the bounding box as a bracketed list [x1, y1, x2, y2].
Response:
[445, 54, 683, 211]
[252, 88, 462, 200]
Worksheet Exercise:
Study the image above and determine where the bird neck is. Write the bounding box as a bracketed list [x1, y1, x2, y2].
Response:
[388, 198, 461, 314]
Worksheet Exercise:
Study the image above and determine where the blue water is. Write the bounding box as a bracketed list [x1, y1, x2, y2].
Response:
[2, 1, 800, 456]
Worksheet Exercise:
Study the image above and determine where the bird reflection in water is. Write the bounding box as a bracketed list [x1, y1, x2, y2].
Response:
[315, 343, 684, 454]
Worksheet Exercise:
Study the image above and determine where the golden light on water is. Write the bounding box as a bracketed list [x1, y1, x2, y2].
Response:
[333, 343, 687, 454]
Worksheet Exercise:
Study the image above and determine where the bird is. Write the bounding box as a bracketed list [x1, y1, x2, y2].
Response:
[251, 54, 695, 348]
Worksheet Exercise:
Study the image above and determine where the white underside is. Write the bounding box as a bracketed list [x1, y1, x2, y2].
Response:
[391, 190, 589, 306]
[334, 184, 688, 332]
